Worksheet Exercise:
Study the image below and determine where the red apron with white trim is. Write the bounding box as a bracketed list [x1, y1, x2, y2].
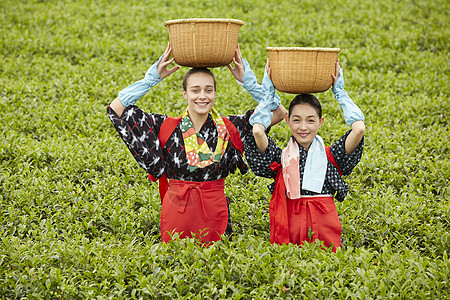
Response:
[160, 178, 228, 243]
[269, 162, 342, 252]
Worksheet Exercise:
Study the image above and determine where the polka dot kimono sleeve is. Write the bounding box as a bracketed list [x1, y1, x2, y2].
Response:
[330, 130, 364, 176]
[107, 105, 167, 178]
[243, 132, 281, 178]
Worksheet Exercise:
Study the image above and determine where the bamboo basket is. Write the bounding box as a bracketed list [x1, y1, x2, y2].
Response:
[267, 47, 341, 94]
[164, 18, 244, 68]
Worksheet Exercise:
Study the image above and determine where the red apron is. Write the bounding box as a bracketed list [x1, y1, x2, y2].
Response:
[160, 178, 228, 243]
[269, 162, 342, 252]
[287, 195, 341, 252]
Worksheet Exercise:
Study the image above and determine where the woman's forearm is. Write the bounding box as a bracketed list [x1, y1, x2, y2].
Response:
[345, 120, 365, 154]
[253, 123, 269, 153]
[270, 104, 288, 127]
[109, 97, 126, 118]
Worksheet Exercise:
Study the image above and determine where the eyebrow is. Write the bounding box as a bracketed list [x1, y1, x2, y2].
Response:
[190, 85, 214, 88]
[292, 114, 318, 118]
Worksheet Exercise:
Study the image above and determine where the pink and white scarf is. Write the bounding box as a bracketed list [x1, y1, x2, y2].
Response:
[281, 136, 328, 199]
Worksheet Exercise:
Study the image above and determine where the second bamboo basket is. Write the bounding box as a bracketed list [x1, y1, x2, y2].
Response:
[267, 47, 341, 94]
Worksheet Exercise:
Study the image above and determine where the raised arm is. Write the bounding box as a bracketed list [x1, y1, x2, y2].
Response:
[227, 46, 286, 127]
[251, 60, 285, 153]
[109, 97, 127, 118]
[331, 61, 365, 154]
[271, 104, 288, 127]
[109, 43, 180, 117]
[252, 99, 288, 153]
[252, 123, 269, 153]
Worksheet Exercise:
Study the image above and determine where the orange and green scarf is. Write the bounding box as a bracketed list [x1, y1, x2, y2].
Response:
[181, 108, 229, 171]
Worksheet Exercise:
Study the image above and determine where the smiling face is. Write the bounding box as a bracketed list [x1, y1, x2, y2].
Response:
[183, 71, 216, 118]
[286, 102, 324, 150]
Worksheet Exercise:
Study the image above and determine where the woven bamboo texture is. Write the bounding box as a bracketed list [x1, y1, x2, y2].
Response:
[267, 47, 341, 94]
[165, 18, 244, 68]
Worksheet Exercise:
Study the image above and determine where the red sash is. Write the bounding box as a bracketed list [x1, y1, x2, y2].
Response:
[269, 162, 342, 252]
[160, 178, 228, 243]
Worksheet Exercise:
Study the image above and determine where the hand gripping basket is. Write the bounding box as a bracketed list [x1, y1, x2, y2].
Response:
[164, 18, 244, 68]
[267, 47, 341, 94]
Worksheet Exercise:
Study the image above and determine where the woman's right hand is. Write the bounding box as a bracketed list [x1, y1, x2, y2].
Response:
[157, 43, 180, 79]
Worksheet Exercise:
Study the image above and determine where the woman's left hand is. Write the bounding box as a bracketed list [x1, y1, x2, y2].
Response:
[227, 44, 245, 83]
[331, 59, 340, 85]
[262, 58, 273, 91]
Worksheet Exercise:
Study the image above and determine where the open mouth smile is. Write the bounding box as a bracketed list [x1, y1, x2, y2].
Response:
[195, 102, 210, 107]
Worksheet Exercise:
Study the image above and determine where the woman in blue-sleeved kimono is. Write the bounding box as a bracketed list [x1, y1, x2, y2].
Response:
[107, 44, 286, 243]
[239, 60, 365, 251]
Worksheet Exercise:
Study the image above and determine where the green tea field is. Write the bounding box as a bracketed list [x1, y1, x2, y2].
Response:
[1, 0, 449, 298]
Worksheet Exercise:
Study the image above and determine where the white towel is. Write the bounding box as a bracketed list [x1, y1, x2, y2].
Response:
[281, 135, 327, 198]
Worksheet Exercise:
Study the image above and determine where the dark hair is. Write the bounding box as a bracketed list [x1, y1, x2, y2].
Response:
[182, 67, 216, 91]
[288, 94, 322, 118]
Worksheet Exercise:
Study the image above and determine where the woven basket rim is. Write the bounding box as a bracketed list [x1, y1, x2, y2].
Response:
[165, 18, 244, 26]
[267, 47, 341, 52]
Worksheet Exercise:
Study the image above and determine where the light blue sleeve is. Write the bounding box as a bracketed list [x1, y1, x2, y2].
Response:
[331, 68, 365, 126]
[240, 59, 281, 107]
[249, 68, 281, 129]
[241, 59, 264, 103]
[118, 55, 164, 107]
